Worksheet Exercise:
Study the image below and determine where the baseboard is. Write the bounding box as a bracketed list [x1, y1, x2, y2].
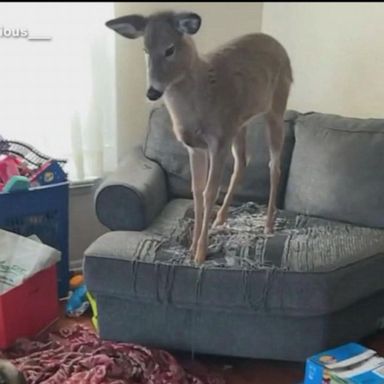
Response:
[69, 258, 83, 273]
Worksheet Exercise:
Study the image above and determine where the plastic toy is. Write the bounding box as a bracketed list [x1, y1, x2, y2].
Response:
[3, 176, 30, 193]
[0, 138, 66, 169]
[0, 155, 21, 185]
[70, 274, 84, 289]
[86, 291, 99, 330]
[65, 274, 98, 328]
[0, 138, 68, 192]
[30, 160, 67, 186]
[65, 283, 89, 318]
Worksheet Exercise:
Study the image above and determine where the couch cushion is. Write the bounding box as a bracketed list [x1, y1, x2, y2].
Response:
[85, 199, 384, 317]
[144, 104, 298, 207]
[285, 112, 384, 228]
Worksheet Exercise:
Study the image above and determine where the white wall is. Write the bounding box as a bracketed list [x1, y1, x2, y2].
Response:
[114, 2, 263, 158]
[262, 2, 384, 118]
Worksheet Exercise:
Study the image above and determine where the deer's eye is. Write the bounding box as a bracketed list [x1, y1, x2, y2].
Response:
[165, 45, 175, 57]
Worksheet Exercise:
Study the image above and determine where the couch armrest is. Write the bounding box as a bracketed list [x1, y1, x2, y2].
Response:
[95, 146, 168, 231]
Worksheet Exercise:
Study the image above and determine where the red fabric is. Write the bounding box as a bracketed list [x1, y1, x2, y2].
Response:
[1, 324, 224, 384]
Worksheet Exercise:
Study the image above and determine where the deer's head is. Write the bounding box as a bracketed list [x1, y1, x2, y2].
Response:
[106, 11, 201, 101]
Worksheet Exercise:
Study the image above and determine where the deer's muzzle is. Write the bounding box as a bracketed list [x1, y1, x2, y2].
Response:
[146, 87, 163, 101]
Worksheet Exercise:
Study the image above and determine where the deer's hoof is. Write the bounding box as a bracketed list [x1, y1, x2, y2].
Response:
[189, 243, 197, 258]
[264, 225, 274, 235]
[264, 227, 274, 235]
[212, 216, 225, 228]
[194, 248, 206, 265]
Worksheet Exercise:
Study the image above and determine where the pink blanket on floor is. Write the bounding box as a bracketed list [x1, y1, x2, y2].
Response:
[1, 324, 224, 384]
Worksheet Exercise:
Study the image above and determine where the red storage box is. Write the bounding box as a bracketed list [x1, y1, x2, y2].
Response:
[0, 264, 59, 349]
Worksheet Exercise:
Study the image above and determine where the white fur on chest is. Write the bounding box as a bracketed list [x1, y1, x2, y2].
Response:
[164, 93, 209, 148]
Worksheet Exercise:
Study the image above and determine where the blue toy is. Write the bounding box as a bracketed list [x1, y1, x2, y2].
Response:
[65, 283, 90, 317]
[30, 160, 67, 186]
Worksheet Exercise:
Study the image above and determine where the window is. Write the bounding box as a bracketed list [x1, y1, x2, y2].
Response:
[0, 3, 117, 181]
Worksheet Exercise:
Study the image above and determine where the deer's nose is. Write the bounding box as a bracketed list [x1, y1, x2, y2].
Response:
[146, 87, 163, 101]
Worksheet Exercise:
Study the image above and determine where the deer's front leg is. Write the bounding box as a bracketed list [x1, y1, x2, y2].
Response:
[188, 148, 208, 256]
[195, 141, 228, 265]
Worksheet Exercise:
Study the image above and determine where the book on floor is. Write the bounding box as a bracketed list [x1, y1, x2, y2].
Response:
[304, 342, 384, 383]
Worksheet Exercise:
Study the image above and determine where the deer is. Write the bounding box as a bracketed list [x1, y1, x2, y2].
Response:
[106, 11, 293, 265]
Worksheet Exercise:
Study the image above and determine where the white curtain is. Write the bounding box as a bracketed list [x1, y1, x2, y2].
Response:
[0, 2, 117, 181]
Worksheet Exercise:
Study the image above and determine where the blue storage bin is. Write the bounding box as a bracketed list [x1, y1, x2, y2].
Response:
[0, 182, 69, 297]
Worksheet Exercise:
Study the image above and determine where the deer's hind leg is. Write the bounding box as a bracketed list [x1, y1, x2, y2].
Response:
[264, 74, 291, 234]
[213, 128, 247, 227]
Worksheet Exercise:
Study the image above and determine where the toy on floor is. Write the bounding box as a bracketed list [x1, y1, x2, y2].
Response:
[66, 274, 98, 329]
[86, 291, 99, 330]
[66, 274, 89, 318]
[66, 283, 89, 318]
[70, 274, 84, 288]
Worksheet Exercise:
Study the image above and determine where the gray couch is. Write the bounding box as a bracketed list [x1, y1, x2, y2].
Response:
[84, 105, 384, 362]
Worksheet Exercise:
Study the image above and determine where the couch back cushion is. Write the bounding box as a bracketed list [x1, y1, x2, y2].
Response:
[284, 112, 384, 228]
[144, 104, 298, 207]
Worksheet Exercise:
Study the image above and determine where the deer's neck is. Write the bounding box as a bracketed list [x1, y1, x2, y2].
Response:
[164, 56, 209, 117]
[163, 57, 211, 148]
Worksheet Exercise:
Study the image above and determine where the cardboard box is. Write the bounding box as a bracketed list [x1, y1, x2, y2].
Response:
[0, 265, 59, 348]
[304, 342, 384, 383]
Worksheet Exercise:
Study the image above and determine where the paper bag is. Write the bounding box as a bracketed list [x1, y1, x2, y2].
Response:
[0, 229, 61, 294]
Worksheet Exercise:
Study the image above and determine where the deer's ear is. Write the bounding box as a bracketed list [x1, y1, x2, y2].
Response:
[106, 15, 147, 39]
[174, 12, 201, 35]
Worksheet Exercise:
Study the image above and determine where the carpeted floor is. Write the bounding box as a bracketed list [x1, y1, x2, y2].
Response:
[1, 323, 224, 384]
